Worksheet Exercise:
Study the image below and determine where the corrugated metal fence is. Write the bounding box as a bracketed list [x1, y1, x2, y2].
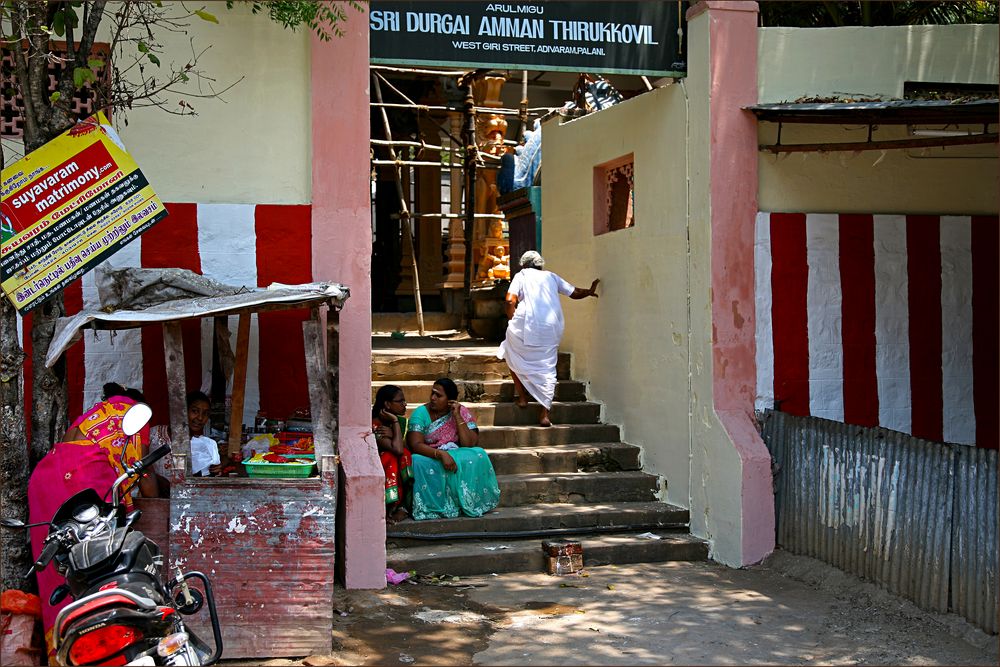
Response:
[760, 410, 998, 634]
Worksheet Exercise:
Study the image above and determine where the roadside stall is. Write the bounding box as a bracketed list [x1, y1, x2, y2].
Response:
[45, 280, 349, 659]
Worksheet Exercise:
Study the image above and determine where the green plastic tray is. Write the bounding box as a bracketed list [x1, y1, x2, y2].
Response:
[243, 458, 316, 478]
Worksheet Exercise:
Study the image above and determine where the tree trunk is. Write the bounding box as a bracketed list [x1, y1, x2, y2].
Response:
[30, 297, 69, 468]
[0, 297, 31, 591]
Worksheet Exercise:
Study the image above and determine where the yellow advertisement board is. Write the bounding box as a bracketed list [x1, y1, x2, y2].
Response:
[1, 112, 168, 314]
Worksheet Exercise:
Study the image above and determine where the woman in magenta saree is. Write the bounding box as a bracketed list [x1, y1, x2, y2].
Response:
[405, 378, 500, 520]
[28, 386, 151, 655]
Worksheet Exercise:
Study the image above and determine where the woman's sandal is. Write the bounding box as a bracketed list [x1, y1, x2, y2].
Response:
[387, 507, 409, 525]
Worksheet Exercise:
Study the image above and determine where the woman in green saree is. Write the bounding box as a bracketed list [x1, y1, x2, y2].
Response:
[406, 378, 501, 520]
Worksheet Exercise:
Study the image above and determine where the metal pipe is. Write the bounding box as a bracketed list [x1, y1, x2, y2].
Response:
[462, 83, 476, 333]
[518, 69, 529, 143]
[391, 212, 503, 220]
[760, 132, 998, 154]
[372, 73, 425, 336]
[370, 101, 558, 116]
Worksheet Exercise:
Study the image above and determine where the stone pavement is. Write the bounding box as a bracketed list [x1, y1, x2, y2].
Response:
[240, 551, 997, 666]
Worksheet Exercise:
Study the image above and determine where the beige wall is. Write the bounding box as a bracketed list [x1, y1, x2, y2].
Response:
[758, 24, 999, 215]
[683, 7, 751, 566]
[542, 85, 694, 511]
[759, 24, 999, 102]
[111, 4, 312, 203]
[758, 125, 998, 215]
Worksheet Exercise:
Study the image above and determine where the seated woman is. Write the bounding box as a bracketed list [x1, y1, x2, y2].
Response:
[148, 390, 222, 492]
[406, 378, 500, 520]
[372, 384, 413, 525]
[59, 382, 156, 499]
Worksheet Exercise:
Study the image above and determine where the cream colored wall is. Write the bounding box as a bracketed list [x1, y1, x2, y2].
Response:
[758, 24, 999, 215]
[682, 9, 749, 566]
[541, 85, 693, 510]
[758, 24, 999, 102]
[110, 4, 312, 203]
[758, 125, 998, 215]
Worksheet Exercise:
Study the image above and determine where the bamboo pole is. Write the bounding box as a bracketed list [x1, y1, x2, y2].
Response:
[371, 64, 468, 76]
[372, 72, 425, 336]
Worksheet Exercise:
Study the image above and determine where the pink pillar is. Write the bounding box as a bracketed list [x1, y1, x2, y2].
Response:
[689, 0, 775, 564]
[311, 8, 386, 588]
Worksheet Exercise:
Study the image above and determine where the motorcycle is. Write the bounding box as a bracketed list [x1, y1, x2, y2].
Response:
[1, 403, 223, 666]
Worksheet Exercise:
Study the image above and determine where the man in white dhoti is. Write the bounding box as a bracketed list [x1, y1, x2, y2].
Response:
[497, 251, 599, 427]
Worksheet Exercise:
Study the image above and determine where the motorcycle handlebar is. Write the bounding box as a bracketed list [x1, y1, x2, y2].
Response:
[34, 537, 61, 571]
[137, 446, 170, 471]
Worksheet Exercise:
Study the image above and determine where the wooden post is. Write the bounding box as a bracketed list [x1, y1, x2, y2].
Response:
[227, 312, 251, 459]
[163, 322, 190, 475]
[303, 310, 336, 473]
[327, 307, 340, 415]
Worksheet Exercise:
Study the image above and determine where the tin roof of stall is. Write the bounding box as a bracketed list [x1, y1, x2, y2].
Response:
[746, 98, 998, 125]
[46, 282, 349, 367]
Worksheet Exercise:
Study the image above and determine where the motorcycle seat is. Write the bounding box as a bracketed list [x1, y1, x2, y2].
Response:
[69, 528, 141, 575]
[56, 589, 158, 636]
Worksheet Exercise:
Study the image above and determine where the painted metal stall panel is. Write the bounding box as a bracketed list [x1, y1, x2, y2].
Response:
[169, 475, 337, 658]
[761, 410, 997, 634]
[952, 445, 999, 634]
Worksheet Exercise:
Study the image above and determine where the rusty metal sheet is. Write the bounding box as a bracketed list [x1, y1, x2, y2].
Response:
[951, 445, 999, 634]
[760, 410, 997, 634]
[169, 475, 337, 658]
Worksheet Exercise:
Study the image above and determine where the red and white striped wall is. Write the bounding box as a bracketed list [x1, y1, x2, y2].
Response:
[755, 212, 998, 448]
[19, 202, 314, 428]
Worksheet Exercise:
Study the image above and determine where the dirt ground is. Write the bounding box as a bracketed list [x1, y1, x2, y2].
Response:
[234, 551, 997, 666]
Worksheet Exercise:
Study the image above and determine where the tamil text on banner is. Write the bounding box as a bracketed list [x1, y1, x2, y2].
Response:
[1, 112, 168, 314]
[370, 1, 685, 76]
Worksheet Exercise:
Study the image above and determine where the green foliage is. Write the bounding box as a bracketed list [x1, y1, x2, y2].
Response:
[758, 1, 998, 27]
[72, 66, 95, 88]
[195, 9, 219, 24]
[225, 0, 366, 40]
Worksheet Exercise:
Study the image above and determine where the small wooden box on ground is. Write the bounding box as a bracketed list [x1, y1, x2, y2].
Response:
[542, 539, 584, 575]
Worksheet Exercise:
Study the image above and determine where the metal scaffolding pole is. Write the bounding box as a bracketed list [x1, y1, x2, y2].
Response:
[462, 82, 477, 333]
[372, 72, 425, 336]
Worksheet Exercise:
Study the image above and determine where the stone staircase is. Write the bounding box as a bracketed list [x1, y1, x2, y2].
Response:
[372, 336, 709, 576]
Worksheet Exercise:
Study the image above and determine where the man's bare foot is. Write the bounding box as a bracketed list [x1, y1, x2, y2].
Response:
[539, 418, 552, 427]
[516, 395, 529, 408]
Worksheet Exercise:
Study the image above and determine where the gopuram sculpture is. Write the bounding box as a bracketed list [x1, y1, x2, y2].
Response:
[472, 75, 510, 284]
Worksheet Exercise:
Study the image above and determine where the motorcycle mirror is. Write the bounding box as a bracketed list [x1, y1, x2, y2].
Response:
[122, 402, 153, 437]
[50, 584, 71, 606]
[0, 518, 25, 528]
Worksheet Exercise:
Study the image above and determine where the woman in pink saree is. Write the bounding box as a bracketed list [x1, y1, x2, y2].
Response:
[405, 378, 500, 520]
[28, 383, 153, 656]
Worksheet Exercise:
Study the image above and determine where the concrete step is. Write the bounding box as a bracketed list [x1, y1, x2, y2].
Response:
[372, 312, 461, 333]
[386, 531, 710, 576]
[401, 402, 601, 426]
[371, 379, 588, 404]
[477, 424, 621, 448]
[372, 350, 571, 382]
[386, 501, 688, 544]
[486, 443, 641, 475]
[497, 471, 659, 506]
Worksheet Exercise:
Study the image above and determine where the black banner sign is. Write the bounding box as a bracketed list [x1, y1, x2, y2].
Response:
[370, 1, 686, 75]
